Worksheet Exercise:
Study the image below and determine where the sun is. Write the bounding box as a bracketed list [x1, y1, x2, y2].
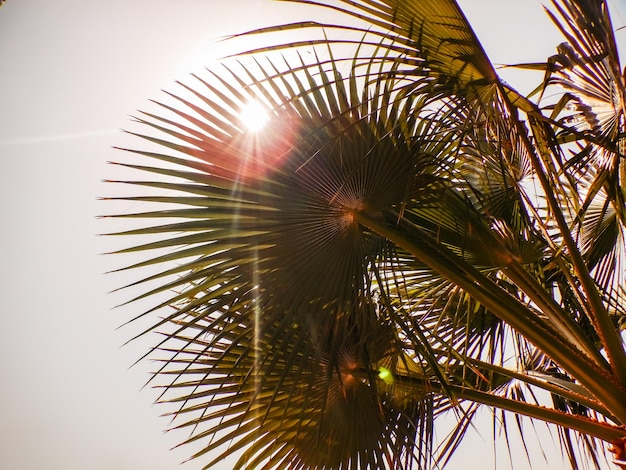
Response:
[240, 100, 269, 132]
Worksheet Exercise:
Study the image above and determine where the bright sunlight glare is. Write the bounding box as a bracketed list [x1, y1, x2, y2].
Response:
[240, 100, 269, 132]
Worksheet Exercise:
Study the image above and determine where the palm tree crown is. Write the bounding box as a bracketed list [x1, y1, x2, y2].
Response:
[105, 0, 626, 468]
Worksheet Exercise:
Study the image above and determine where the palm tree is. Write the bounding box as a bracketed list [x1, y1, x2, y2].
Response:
[105, 0, 626, 468]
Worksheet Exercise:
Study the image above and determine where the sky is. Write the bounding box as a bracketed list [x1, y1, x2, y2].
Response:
[1, 1, 624, 469]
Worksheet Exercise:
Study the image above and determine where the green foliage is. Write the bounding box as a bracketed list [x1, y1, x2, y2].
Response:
[106, 0, 626, 468]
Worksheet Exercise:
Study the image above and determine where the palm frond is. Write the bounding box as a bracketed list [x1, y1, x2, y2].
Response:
[542, 0, 626, 305]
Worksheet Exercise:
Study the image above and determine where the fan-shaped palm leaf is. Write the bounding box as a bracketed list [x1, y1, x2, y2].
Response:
[543, 0, 626, 310]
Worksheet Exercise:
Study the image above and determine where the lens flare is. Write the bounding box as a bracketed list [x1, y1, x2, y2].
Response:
[240, 101, 269, 132]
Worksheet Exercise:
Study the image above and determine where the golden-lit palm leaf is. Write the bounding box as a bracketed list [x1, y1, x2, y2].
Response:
[237, 0, 497, 93]
[543, 0, 626, 303]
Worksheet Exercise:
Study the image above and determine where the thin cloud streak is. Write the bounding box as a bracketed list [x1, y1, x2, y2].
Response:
[0, 129, 118, 147]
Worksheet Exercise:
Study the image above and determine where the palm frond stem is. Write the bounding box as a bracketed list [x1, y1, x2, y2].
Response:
[500, 85, 626, 386]
[352, 209, 626, 423]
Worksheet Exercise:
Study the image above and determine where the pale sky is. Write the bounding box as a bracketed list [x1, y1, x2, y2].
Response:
[1, 1, 623, 469]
